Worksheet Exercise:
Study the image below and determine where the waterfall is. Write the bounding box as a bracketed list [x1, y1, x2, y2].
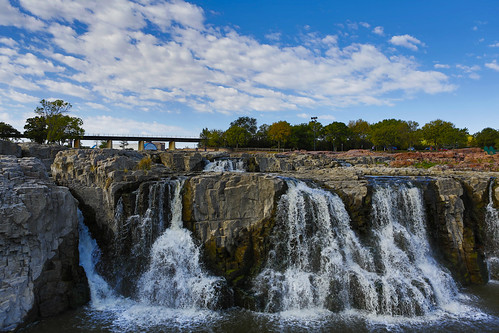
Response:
[137, 179, 225, 309]
[253, 178, 459, 316]
[486, 179, 499, 280]
[204, 158, 245, 172]
[78, 179, 226, 327]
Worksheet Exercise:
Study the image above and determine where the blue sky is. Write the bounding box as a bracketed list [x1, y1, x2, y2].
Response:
[0, 0, 498, 143]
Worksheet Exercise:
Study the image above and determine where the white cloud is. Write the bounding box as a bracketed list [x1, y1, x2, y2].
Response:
[265, 32, 281, 41]
[373, 26, 384, 36]
[83, 115, 192, 136]
[360, 22, 370, 28]
[0, 37, 17, 47]
[1, 89, 39, 103]
[0, 0, 455, 118]
[434, 64, 450, 69]
[489, 42, 499, 48]
[389, 34, 424, 51]
[485, 61, 499, 71]
[0, 0, 44, 30]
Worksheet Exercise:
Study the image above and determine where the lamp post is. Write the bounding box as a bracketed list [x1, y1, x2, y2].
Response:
[311, 116, 318, 151]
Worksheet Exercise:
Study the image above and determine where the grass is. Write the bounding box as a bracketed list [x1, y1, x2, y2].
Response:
[136, 156, 152, 171]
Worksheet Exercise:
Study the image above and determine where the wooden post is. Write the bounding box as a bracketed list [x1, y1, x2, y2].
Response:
[168, 141, 176, 150]
[106, 140, 112, 149]
[138, 140, 145, 151]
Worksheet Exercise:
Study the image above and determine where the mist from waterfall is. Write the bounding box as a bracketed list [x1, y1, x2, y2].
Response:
[253, 178, 461, 317]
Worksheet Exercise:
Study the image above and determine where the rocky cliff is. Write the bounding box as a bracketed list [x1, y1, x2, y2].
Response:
[0, 156, 88, 332]
[50, 150, 499, 293]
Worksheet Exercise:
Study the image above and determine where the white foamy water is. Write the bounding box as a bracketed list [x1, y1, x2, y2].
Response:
[77, 180, 225, 329]
[203, 158, 245, 172]
[486, 179, 499, 280]
[72, 178, 497, 332]
[253, 178, 473, 318]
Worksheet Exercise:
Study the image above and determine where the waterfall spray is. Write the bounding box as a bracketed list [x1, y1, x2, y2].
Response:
[253, 178, 459, 316]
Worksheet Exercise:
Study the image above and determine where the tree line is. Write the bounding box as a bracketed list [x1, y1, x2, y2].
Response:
[0, 99, 84, 145]
[200, 117, 499, 151]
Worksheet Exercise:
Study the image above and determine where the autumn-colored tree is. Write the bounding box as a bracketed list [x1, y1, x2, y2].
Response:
[268, 121, 292, 150]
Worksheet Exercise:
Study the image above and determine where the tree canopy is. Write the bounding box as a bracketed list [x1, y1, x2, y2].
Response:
[24, 99, 84, 144]
[198, 115, 486, 152]
[268, 121, 292, 149]
[0, 122, 21, 140]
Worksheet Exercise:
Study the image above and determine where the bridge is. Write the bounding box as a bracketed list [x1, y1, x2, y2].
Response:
[75, 135, 201, 150]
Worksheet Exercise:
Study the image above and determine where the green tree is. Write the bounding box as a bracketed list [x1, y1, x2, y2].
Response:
[24, 99, 84, 144]
[348, 119, 371, 149]
[224, 125, 250, 149]
[474, 127, 499, 148]
[199, 128, 225, 148]
[369, 119, 415, 150]
[289, 123, 315, 150]
[324, 122, 352, 151]
[24, 116, 47, 144]
[230, 116, 257, 135]
[268, 121, 292, 150]
[0, 122, 21, 141]
[421, 119, 468, 148]
[254, 124, 271, 148]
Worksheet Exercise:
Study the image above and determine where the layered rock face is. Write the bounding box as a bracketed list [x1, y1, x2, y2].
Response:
[0, 156, 88, 331]
[50, 149, 498, 304]
[183, 173, 286, 305]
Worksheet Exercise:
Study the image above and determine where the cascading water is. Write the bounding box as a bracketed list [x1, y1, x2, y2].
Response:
[137, 180, 226, 309]
[204, 158, 245, 172]
[78, 179, 226, 329]
[253, 178, 460, 317]
[485, 179, 499, 280]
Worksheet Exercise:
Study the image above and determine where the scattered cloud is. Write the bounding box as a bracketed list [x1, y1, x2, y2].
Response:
[456, 64, 481, 79]
[434, 64, 450, 69]
[373, 26, 384, 36]
[485, 60, 499, 71]
[389, 34, 425, 51]
[0, 0, 455, 122]
[360, 22, 370, 28]
[265, 32, 281, 41]
[489, 42, 499, 48]
[83, 115, 191, 136]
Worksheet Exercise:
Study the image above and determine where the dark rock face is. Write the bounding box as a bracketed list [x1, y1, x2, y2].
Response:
[0, 140, 21, 157]
[0, 156, 89, 331]
[49, 150, 497, 311]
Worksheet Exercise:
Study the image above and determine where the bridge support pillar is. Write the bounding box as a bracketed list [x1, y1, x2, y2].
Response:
[74, 139, 81, 148]
[168, 141, 176, 150]
[106, 140, 112, 149]
[138, 141, 145, 151]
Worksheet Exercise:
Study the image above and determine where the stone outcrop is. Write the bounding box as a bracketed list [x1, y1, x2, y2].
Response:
[49, 149, 498, 303]
[0, 156, 88, 331]
[20, 143, 68, 173]
[0, 140, 21, 157]
[182, 173, 286, 306]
